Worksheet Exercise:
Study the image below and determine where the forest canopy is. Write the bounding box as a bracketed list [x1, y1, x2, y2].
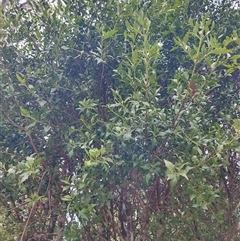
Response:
[1, 0, 240, 240]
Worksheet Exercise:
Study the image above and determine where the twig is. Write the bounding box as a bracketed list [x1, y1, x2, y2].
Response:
[19, 171, 47, 241]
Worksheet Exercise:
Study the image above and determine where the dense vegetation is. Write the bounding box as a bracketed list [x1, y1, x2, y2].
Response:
[1, 0, 240, 240]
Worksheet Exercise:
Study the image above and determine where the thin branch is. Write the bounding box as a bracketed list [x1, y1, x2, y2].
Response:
[19, 171, 47, 241]
[1, 108, 24, 131]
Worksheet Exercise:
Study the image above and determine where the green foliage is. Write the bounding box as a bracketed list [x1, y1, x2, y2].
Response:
[1, 0, 240, 240]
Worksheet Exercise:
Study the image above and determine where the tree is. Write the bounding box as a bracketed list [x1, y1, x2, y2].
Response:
[1, 0, 240, 240]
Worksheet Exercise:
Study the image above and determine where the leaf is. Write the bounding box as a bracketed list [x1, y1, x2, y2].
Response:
[61, 195, 74, 202]
[103, 29, 117, 40]
[123, 131, 132, 141]
[178, 170, 189, 180]
[36, 28, 41, 39]
[84, 160, 92, 167]
[8, 167, 16, 174]
[132, 50, 138, 65]
[145, 173, 151, 185]
[61, 46, 70, 50]
[19, 172, 30, 184]
[82, 173, 88, 182]
[88, 147, 104, 158]
[190, 194, 196, 201]
[78, 208, 89, 220]
[20, 107, 30, 116]
[125, 21, 132, 31]
[183, 31, 190, 45]
[68, 149, 74, 158]
[170, 177, 178, 189]
[16, 73, 26, 85]
[233, 119, 240, 135]
[26, 122, 37, 130]
[61, 178, 71, 185]
[38, 100, 47, 107]
[166, 173, 177, 180]
[164, 160, 175, 173]
[212, 48, 229, 54]
[95, 57, 104, 64]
